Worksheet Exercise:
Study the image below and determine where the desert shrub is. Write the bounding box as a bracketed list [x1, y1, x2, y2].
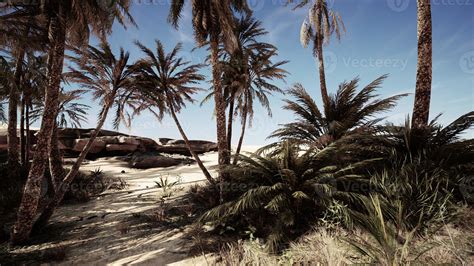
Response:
[199, 142, 379, 251]
[64, 168, 123, 202]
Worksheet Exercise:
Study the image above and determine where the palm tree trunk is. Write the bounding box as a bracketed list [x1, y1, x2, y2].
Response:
[210, 34, 230, 167]
[11, 12, 66, 245]
[168, 102, 215, 184]
[33, 94, 116, 229]
[20, 92, 26, 166]
[233, 105, 247, 165]
[316, 3, 330, 109]
[25, 91, 31, 169]
[49, 123, 65, 190]
[210, 34, 230, 202]
[8, 47, 26, 179]
[412, 0, 432, 128]
[227, 93, 235, 151]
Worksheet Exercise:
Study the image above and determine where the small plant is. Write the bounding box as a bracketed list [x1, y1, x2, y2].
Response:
[155, 174, 182, 199]
[346, 195, 435, 265]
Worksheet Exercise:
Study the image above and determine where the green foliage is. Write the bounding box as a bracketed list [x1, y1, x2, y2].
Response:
[155, 174, 182, 199]
[346, 195, 436, 265]
[265, 76, 407, 150]
[199, 141, 377, 252]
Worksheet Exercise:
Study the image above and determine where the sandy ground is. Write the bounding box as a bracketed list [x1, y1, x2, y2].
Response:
[8, 147, 260, 265]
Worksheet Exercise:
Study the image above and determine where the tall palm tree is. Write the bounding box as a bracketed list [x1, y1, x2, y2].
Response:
[267, 75, 407, 149]
[3, 0, 135, 244]
[30, 89, 90, 185]
[19, 53, 48, 166]
[412, 0, 432, 128]
[168, 0, 251, 183]
[129, 40, 215, 184]
[296, 0, 345, 109]
[8, 0, 134, 244]
[202, 16, 288, 164]
[33, 42, 135, 230]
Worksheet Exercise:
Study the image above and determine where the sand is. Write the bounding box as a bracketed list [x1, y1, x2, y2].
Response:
[8, 147, 259, 265]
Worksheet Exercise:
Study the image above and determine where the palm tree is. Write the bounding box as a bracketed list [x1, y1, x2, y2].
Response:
[200, 141, 374, 251]
[412, 0, 432, 128]
[202, 16, 288, 164]
[33, 42, 135, 230]
[267, 75, 407, 149]
[19, 53, 48, 166]
[6, 0, 134, 244]
[296, 0, 345, 109]
[129, 40, 215, 184]
[30, 89, 90, 185]
[168, 0, 251, 183]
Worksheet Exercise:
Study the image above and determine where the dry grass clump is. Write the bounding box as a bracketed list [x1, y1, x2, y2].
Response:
[215, 207, 474, 266]
[65, 168, 126, 202]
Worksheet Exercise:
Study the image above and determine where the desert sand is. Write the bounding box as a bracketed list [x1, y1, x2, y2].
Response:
[9, 147, 260, 265]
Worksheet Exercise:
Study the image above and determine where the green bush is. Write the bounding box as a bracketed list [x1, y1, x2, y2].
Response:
[199, 142, 378, 251]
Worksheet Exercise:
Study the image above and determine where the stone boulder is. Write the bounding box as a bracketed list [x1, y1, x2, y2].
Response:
[73, 139, 106, 154]
[129, 156, 183, 169]
[106, 144, 138, 153]
[156, 139, 218, 156]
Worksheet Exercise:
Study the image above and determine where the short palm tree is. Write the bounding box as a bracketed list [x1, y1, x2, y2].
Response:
[268, 75, 407, 149]
[129, 40, 215, 184]
[34, 42, 135, 231]
[169, 0, 251, 177]
[200, 141, 374, 251]
[7, 0, 135, 244]
[294, 0, 345, 109]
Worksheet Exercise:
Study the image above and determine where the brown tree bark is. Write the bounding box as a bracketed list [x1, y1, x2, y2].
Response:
[233, 104, 247, 165]
[168, 102, 215, 184]
[316, 1, 330, 110]
[20, 92, 26, 166]
[11, 13, 66, 245]
[412, 0, 432, 128]
[34, 93, 116, 229]
[25, 91, 31, 169]
[227, 93, 235, 151]
[8, 47, 26, 179]
[210, 35, 230, 167]
[49, 123, 65, 190]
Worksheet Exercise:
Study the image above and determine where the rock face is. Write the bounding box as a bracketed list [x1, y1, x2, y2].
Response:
[0, 128, 217, 164]
[157, 139, 218, 156]
[129, 156, 184, 169]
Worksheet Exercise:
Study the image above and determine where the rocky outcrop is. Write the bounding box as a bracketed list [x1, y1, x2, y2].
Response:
[0, 128, 217, 163]
[157, 139, 218, 156]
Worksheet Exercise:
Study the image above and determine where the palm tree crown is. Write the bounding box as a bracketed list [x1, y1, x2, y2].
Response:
[269, 75, 407, 148]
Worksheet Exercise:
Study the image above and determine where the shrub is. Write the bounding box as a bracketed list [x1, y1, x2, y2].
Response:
[64, 168, 123, 202]
[199, 141, 378, 251]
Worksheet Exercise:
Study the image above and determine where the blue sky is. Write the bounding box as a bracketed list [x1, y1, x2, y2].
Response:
[72, 0, 473, 144]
